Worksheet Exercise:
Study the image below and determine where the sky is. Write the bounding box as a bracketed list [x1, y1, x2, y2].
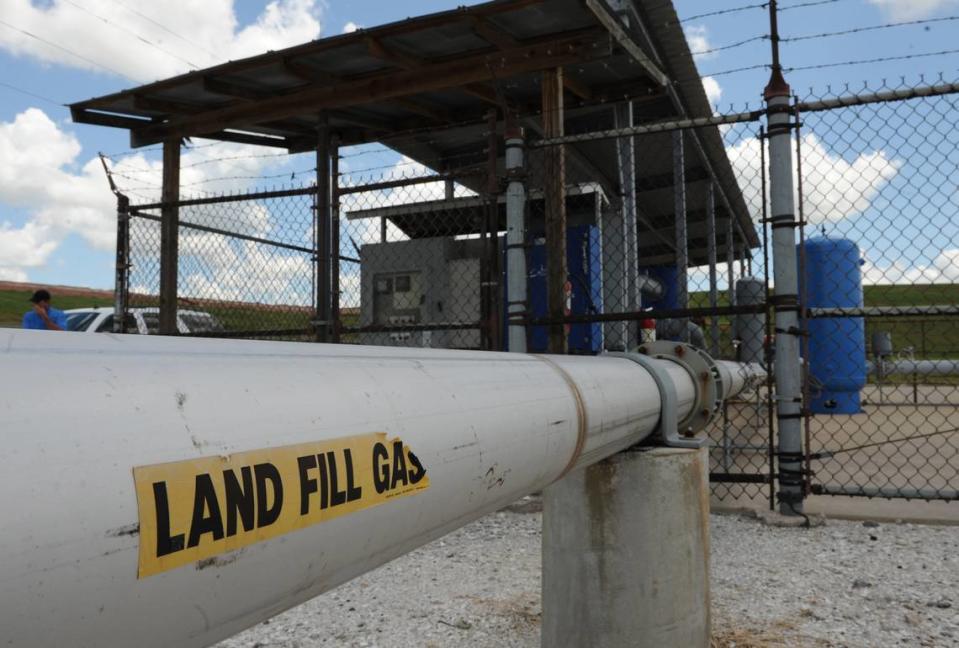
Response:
[0, 0, 957, 292]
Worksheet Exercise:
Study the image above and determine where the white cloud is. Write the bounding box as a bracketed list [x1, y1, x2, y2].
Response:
[684, 25, 714, 61]
[702, 76, 722, 106]
[0, 0, 322, 82]
[867, 0, 958, 20]
[342, 22, 361, 34]
[862, 248, 959, 285]
[0, 107, 299, 282]
[726, 133, 900, 225]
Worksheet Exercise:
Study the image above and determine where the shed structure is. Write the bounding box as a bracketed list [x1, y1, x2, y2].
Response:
[69, 0, 758, 344]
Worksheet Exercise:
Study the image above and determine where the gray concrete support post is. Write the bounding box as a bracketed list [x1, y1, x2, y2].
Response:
[505, 124, 527, 353]
[542, 447, 711, 647]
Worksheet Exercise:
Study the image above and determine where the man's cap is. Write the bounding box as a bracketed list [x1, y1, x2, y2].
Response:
[29, 289, 51, 303]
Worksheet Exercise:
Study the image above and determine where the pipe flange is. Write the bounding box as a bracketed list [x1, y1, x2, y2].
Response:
[637, 341, 723, 437]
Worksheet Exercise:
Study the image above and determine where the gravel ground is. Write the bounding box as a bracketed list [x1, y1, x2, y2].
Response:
[217, 500, 959, 648]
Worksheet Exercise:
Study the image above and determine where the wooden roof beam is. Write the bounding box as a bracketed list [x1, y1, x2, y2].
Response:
[469, 17, 593, 100]
[132, 29, 610, 146]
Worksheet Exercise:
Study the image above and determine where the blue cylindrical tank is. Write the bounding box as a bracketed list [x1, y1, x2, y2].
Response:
[802, 238, 866, 414]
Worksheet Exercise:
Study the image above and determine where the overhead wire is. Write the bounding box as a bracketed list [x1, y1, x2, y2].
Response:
[105, 0, 221, 63]
[61, 0, 199, 70]
[785, 48, 959, 73]
[783, 15, 959, 43]
[677, 2, 768, 24]
[0, 80, 65, 107]
[0, 19, 137, 81]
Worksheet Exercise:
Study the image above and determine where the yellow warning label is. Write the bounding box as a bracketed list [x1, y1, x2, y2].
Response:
[133, 433, 429, 578]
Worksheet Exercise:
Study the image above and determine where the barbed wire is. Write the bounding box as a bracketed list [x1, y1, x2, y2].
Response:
[785, 48, 959, 73]
[677, 2, 768, 24]
[691, 34, 769, 57]
[779, 0, 847, 11]
[783, 15, 959, 43]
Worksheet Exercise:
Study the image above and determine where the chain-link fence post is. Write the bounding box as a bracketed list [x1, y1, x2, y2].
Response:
[315, 113, 332, 343]
[159, 139, 180, 336]
[765, 0, 805, 515]
[113, 192, 130, 334]
[505, 122, 528, 354]
[331, 135, 341, 344]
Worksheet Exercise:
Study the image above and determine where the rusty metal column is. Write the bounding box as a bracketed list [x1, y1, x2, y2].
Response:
[315, 114, 331, 343]
[113, 194, 130, 334]
[543, 68, 567, 354]
[672, 130, 689, 342]
[159, 139, 180, 336]
[330, 136, 341, 344]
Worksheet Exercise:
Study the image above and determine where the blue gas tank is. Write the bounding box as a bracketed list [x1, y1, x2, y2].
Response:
[802, 237, 866, 414]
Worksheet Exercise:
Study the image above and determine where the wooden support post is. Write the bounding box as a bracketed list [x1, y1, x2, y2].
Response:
[159, 139, 180, 336]
[543, 68, 567, 354]
[316, 113, 331, 343]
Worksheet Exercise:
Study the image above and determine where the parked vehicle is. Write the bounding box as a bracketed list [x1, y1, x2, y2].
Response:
[64, 307, 225, 335]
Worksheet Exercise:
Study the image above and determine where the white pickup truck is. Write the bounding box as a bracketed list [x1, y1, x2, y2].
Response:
[64, 307, 225, 335]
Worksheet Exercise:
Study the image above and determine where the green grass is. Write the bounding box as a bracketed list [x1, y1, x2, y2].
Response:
[0, 288, 113, 327]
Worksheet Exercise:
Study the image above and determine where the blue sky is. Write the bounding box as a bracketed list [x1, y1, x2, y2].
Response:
[0, 0, 957, 291]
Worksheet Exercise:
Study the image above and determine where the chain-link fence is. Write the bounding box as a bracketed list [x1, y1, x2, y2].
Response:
[795, 81, 959, 501]
[125, 187, 318, 340]
[111, 78, 959, 510]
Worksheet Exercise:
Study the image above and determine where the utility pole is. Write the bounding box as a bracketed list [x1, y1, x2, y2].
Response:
[765, 0, 805, 514]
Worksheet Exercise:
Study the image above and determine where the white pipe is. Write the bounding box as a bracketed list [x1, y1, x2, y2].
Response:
[870, 358, 959, 377]
[505, 128, 527, 353]
[0, 331, 755, 648]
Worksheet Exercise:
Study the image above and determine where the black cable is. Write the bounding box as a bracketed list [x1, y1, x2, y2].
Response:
[779, 0, 847, 11]
[811, 427, 959, 458]
[0, 80, 65, 107]
[106, 0, 220, 62]
[785, 48, 959, 73]
[784, 15, 959, 43]
[62, 0, 199, 69]
[0, 19, 136, 81]
[691, 34, 769, 57]
[678, 2, 768, 24]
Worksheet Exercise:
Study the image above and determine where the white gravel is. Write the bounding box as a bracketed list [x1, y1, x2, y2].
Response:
[217, 501, 959, 648]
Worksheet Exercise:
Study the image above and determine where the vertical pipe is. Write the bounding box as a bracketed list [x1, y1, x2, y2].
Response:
[726, 216, 735, 310]
[707, 183, 719, 356]
[484, 109, 501, 351]
[330, 137, 341, 344]
[505, 123, 527, 354]
[543, 68, 568, 354]
[159, 139, 180, 336]
[316, 114, 331, 343]
[113, 194, 130, 334]
[765, 0, 805, 515]
[611, 102, 639, 350]
[672, 130, 688, 343]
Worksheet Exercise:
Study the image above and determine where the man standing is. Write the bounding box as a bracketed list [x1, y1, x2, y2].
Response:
[22, 289, 67, 331]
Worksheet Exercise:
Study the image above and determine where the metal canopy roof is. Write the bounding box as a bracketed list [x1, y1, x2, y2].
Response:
[69, 0, 759, 263]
